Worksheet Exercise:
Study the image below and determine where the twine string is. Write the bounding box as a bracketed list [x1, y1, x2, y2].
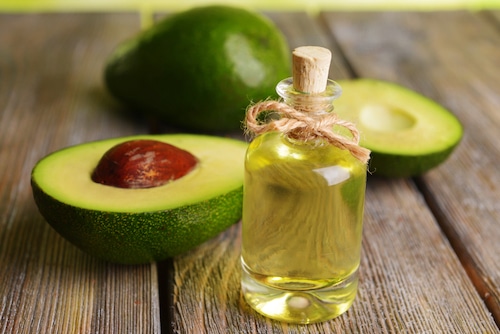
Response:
[245, 100, 371, 164]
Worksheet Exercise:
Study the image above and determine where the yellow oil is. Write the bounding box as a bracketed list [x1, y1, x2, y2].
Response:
[241, 131, 367, 324]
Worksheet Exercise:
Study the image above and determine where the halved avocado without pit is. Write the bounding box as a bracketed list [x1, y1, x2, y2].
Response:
[334, 79, 463, 177]
[31, 134, 247, 264]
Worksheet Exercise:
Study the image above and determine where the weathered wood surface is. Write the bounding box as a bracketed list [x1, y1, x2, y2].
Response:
[0, 13, 161, 333]
[1, 9, 499, 334]
[171, 11, 500, 333]
[321, 9, 500, 325]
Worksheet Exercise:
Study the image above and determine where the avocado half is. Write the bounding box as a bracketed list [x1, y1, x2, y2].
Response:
[334, 79, 463, 178]
[31, 134, 247, 264]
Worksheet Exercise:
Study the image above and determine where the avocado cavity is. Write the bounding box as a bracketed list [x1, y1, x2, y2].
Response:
[359, 104, 416, 132]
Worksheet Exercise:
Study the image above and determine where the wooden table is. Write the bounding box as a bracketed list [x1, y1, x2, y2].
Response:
[1, 9, 499, 333]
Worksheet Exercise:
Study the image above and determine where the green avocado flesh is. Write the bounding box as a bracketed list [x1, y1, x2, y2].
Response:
[31, 134, 247, 264]
[334, 79, 463, 177]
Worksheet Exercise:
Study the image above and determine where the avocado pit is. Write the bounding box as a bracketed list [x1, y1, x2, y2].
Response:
[91, 139, 198, 189]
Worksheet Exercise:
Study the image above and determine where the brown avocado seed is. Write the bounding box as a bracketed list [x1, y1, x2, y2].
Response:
[91, 139, 198, 189]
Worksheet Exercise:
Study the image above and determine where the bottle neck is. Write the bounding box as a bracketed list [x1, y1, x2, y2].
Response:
[276, 78, 342, 114]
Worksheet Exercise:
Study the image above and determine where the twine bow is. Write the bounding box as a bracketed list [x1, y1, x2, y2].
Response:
[245, 100, 371, 164]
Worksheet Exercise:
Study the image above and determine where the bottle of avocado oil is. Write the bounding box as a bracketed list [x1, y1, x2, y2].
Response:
[241, 46, 370, 324]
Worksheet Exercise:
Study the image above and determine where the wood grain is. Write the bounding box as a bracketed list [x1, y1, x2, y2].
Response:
[266, 11, 353, 80]
[484, 9, 500, 25]
[172, 178, 499, 333]
[170, 11, 499, 333]
[321, 10, 500, 325]
[0, 13, 160, 333]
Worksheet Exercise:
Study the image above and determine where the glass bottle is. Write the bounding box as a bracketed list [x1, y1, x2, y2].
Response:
[241, 46, 368, 324]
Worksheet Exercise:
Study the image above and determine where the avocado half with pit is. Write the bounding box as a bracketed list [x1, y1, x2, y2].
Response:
[334, 79, 463, 177]
[31, 134, 247, 264]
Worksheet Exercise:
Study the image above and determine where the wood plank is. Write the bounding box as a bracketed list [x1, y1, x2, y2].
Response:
[170, 11, 499, 333]
[0, 13, 161, 333]
[265, 11, 353, 80]
[484, 9, 500, 24]
[321, 10, 500, 325]
[172, 180, 499, 333]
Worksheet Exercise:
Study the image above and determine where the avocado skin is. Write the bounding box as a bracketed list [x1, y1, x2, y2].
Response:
[104, 5, 291, 131]
[31, 180, 242, 264]
[369, 145, 460, 178]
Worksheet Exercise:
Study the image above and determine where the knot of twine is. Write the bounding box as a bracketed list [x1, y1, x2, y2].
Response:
[245, 100, 371, 164]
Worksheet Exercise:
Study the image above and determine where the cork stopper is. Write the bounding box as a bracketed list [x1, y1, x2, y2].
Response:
[292, 46, 332, 94]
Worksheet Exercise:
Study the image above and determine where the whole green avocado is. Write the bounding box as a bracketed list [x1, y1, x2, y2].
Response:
[104, 5, 291, 131]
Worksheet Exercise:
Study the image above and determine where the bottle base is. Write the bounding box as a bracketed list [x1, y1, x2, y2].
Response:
[241, 264, 358, 324]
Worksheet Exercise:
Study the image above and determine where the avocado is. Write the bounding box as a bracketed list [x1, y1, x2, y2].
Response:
[31, 134, 247, 264]
[104, 5, 291, 132]
[334, 79, 463, 177]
